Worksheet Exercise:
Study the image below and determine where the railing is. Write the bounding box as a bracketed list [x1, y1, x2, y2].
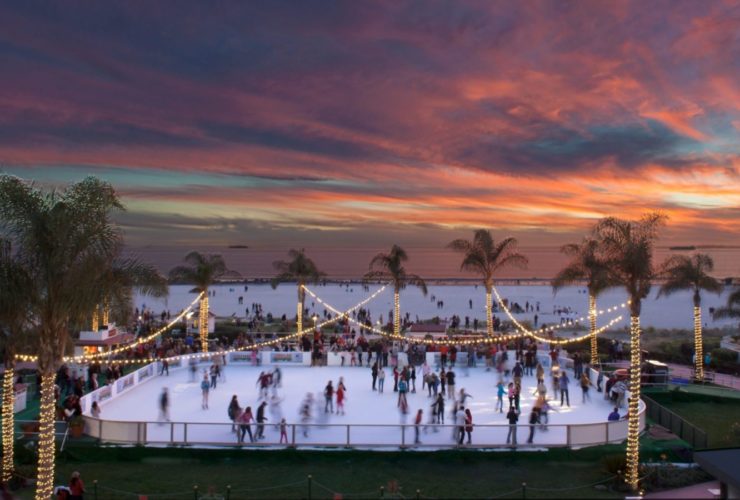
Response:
[642, 396, 708, 450]
[81, 400, 645, 449]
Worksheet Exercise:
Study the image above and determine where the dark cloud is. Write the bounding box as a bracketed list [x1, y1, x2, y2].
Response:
[454, 120, 705, 173]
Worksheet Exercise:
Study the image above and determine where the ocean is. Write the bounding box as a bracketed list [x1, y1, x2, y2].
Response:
[130, 245, 740, 281]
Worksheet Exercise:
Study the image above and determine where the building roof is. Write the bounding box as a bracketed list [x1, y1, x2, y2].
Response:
[694, 449, 740, 488]
[75, 332, 135, 346]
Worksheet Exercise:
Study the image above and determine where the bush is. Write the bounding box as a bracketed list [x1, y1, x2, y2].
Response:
[601, 454, 626, 475]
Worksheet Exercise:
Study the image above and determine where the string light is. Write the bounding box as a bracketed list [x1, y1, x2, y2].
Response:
[485, 290, 493, 337]
[296, 301, 303, 336]
[394, 291, 400, 336]
[1, 367, 14, 483]
[304, 284, 624, 348]
[589, 295, 598, 363]
[35, 375, 56, 500]
[199, 294, 210, 353]
[693, 306, 703, 381]
[490, 284, 628, 338]
[626, 315, 641, 491]
[15, 293, 203, 363]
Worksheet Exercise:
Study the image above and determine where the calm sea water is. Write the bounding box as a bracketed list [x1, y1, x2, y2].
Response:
[129, 245, 740, 281]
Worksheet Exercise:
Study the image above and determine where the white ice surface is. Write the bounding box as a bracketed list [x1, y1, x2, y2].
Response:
[97, 360, 623, 448]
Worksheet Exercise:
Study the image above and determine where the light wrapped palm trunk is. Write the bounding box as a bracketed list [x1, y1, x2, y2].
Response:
[35, 372, 56, 499]
[693, 305, 703, 381]
[101, 303, 109, 327]
[297, 286, 304, 334]
[486, 288, 493, 336]
[199, 294, 209, 353]
[394, 289, 400, 336]
[625, 314, 642, 491]
[589, 294, 597, 363]
[91, 308, 99, 331]
[1, 364, 15, 483]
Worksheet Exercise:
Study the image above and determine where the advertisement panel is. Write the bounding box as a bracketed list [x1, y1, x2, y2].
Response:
[116, 374, 135, 393]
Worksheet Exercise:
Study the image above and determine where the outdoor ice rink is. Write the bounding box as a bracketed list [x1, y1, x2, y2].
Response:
[91, 357, 637, 449]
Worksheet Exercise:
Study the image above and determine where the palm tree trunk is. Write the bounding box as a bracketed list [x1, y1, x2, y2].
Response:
[34, 371, 57, 499]
[102, 298, 109, 326]
[485, 285, 493, 336]
[1, 361, 15, 483]
[589, 294, 597, 363]
[199, 294, 209, 353]
[625, 313, 642, 491]
[394, 287, 400, 336]
[297, 286, 304, 334]
[693, 295, 703, 381]
[91, 307, 99, 331]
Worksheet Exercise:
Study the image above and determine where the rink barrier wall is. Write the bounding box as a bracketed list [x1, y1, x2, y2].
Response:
[81, 399, 645, 449]
[79, 362, 158, 415]
[81, 348, 644, 448]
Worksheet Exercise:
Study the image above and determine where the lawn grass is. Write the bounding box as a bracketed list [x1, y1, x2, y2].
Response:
[647, 391, 740, 448]
[10, 438, 693, 500]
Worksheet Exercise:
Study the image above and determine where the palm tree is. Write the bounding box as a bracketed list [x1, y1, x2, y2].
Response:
[552, 237, 611, 363]
[169, 252, 235, 352]
[658, 254, 722, 381]
[271, 249, 325, 334]
[93, 256, 169, 329]
[448, 230, 528, 336]
[713, 287, 740, 322]
[594, 212, 666, 492]
[0, 175, 123, 499]
[0, 239, 33, 483]
[364, 245, 427, 336]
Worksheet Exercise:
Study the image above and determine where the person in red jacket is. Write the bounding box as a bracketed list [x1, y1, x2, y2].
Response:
[69, 471, 85, 500]
[464, 408, 473, 444]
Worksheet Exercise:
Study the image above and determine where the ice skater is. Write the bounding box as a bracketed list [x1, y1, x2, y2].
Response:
[201, 373, 210, 409]
[158, 388, 170, 423]
[336, 377, 347, 415]
[496, 380, 505, 413]
[324, 381, 334, 413]
[269, 394, 284, 431]
[300, 394, 313, 437]
[237, 406, 254, 443]
[378, 366, 385, 393]
[228, 395, 241, 432]
[279, 418, 288, 444]
[414, 409, 423, 444]
[397, 375, 408, 409]
[256, 401, 268, 440]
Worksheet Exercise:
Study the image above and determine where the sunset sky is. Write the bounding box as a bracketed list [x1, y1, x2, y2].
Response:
[1, 1, 739, 250]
